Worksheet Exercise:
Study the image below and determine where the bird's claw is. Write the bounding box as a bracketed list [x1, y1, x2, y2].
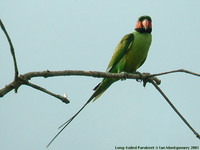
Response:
[135, 71, 143, 82]
[121, 71, 150, 87]
[142, 72, 151, 87]
[135, 72, 150, 87]
[120, 72, 128, 80]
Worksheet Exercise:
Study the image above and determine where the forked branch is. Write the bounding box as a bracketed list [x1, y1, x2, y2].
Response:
[0, 70, 160, 101]
[1, 19, 200, 145]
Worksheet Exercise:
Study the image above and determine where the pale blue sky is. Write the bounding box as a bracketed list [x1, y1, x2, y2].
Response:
[1, 0, 200, 150]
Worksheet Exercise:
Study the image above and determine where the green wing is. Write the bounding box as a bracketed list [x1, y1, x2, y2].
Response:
[106, 33, 134, 72]
[93, 33, 134, 91]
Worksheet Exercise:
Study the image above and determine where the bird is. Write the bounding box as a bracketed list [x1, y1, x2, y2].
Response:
[47, 15, 152, 147]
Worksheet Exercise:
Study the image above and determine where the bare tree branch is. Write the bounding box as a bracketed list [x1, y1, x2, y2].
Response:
[0, 75, 70, 103]
[149, 79, 200, 140]
[149, 69, 200, 78]
[23, 70, 160, 81]
[1, 18, 200, 142]
[0, 19, 70, 103]
[0, 70, 161, 101]
[24, 81, 69, 104]
[0, 19, 19, 82]
[0, 80, 18, 97]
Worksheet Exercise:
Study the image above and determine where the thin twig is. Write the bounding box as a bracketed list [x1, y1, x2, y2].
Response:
[23, 81, 69, 104]
[150, 79, 200, 139]
[0, 19, 19, 81]
[149, 69, 200, 78]
[0, 75, 70, 104]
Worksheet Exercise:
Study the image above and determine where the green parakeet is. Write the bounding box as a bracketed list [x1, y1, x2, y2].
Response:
[47, 15, 152, 147]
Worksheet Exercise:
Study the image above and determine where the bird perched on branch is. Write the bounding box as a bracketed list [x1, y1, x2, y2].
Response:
[47, 15, 152, 147]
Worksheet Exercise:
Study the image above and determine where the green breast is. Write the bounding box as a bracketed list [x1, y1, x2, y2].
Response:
[123, 30, 152, 72]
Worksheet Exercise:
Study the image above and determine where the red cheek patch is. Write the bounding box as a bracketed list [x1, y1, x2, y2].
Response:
[135, 21, 142, 29]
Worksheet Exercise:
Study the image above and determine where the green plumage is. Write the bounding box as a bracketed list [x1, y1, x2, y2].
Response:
[47, 16, 152, 147]
[92, 30, 152, 101]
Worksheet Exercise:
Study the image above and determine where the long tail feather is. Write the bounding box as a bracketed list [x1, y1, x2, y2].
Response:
[46, 94, 95, 148]
[46, 79, 115, 148]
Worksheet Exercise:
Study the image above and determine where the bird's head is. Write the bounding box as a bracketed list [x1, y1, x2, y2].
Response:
[135, 15, 152, 33]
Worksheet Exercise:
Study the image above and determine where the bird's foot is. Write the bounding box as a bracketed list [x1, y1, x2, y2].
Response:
[120, 72, 128, 80]
[135, 71, 143, 82]
[141, 72, 151, 87]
